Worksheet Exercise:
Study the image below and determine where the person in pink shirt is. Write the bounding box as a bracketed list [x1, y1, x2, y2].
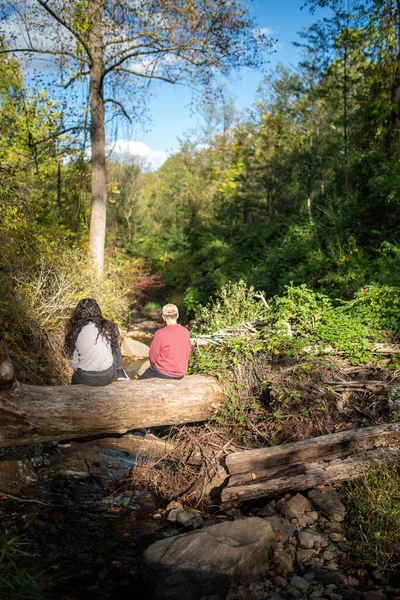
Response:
[139, 303, 191, 380]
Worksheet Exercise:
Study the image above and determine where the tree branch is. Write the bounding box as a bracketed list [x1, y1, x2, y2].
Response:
[34, 0, 92, 62]
[104, 98, 132, 122]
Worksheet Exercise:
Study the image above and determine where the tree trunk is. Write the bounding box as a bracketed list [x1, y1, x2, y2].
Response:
[0, 375, 223, 449]
[0, 335, 223, 448]
[221, 423, 400, 503]
[88, 0, 107, 273]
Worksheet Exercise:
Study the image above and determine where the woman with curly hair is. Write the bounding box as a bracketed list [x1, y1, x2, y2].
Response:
[64, 298, 130, 386]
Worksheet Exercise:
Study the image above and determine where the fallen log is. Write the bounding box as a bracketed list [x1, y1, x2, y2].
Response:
[0, 335, 223, 449]
[83, 433, 202, 464]
[222, 424, 400, 503]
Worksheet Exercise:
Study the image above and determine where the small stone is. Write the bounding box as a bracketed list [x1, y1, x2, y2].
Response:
[297, 514, 315, 528]
[296, 549, 316, 563]
[312, 568, 347, 586]
[282, 494, 313, 519]
[325, 562, 340, 571]
[308, 487, 345, 522]
[176, 509, 203, 528]
[284, 544, 296, 562]
[307, 511, 319, 522]
[166, 500, 183, 511]
[304, 572, 316, 583]
[324, 522, 343, 533]
[274, 576, 288, 588]
[364, 592, 388, 600]
[276, 498, 287, 514]
[287, 586, 301, 599]
[167, 508, 180, 522]
[298, 530, 326, 549]
[329, 533, 346, 543]
[258, 500, 277, 517]
[289, 575, 309, 592]
[152, 512, 163, 520]
[322, 551, 336, 561]
[288, 536, 297, 546]
[264, 516, 296, 542]
[274, 549, 294, 575]
[330, 594, 343, 600]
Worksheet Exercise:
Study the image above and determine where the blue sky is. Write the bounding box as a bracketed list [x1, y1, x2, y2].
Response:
[118, 0, 330, 168]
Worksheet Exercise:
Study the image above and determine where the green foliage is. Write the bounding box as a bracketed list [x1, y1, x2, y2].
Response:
[340, 464, 400, 577]
[193, 280, 265, 334]
[0, 538, 45, 600]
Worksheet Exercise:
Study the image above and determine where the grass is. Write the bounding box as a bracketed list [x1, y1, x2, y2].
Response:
[0, 537, 46, 600]
[339, 463, 400, 580]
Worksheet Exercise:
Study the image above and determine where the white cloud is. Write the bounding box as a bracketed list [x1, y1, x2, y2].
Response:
[109, 139, 167, 171]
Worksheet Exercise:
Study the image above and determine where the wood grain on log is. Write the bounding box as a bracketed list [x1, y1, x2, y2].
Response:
[0, 376, 223, 448]
[222, 445, 400, 503]
[225, 424, 400, 475]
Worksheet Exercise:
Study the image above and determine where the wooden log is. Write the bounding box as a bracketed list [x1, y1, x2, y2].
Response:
[222, 424, 400, 503]
[85, 433, 202, 464]
[0, 334, 223, 448]
[221, 445, 400, 503]
[225, 424, 400, 475]
[0, 376, 223, 448]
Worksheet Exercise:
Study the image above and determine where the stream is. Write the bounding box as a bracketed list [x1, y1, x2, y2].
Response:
[0, 315, 173, 599]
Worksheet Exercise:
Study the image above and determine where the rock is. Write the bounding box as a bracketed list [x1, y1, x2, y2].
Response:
[307, 511, 319, 522]
[322, 551, 336, 561]
[308, 487, 346, 522]
[264, 516, 296, 542]
[288, 586, 301, 598]
[290, 575, 310, 592]
[176, 509, 204, 528]
[153, 512, 162, 520]
[281, 494, 312, 519]
[329, 533, 346, 543]
[312, 568, 347, 586]
[274, 549, 294, 574]
[142, 517, 276, 600]
[364, 593, 388, 600]
[297, 514, 315, 528]
[137, 360, 150, 376]
[304, 572, 316, 582]
[120, 337, 149, 358]
[324, 522, 343, 534]
[298, 530, 326, 549]
[167, 508, 180, 522]
[257, 500, 277, 517]
[166, 500, 183, 511]
[296, 549, 316, 563]
[276, 498, 287, 514]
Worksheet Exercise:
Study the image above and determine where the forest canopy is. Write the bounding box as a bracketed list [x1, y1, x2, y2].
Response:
[1, 0, 400, 381]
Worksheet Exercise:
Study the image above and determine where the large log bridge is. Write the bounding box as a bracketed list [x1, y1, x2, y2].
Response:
[0, 335, 223, 448]
[222, 423, 400, 503]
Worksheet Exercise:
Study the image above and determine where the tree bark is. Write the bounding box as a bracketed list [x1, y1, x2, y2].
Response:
[88, 0, 107, 273]
[0, 375, 223, 449]
[222, 423, 400, 504]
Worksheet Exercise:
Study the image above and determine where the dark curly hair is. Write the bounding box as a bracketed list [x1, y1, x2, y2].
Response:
[64, 298, 119, 358]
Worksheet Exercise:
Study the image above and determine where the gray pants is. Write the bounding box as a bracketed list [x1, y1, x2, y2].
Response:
[71, 347, 123, 386]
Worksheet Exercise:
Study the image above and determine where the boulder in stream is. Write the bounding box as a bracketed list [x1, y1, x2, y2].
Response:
[142, 517, 276, 599]
[120, 337, 149, 358]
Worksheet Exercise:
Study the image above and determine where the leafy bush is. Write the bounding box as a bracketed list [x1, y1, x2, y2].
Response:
[193, 280, 266, 334]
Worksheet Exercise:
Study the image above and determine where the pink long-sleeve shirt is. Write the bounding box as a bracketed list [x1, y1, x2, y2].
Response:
[149, 324, 191, 377]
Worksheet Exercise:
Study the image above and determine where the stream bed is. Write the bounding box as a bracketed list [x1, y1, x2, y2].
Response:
[0, 440, 174, 599]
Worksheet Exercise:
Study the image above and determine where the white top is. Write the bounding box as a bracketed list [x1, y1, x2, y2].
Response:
[69, 322, 114, 372]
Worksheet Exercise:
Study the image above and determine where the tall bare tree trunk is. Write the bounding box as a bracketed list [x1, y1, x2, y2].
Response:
[89, 0, 106, 273]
